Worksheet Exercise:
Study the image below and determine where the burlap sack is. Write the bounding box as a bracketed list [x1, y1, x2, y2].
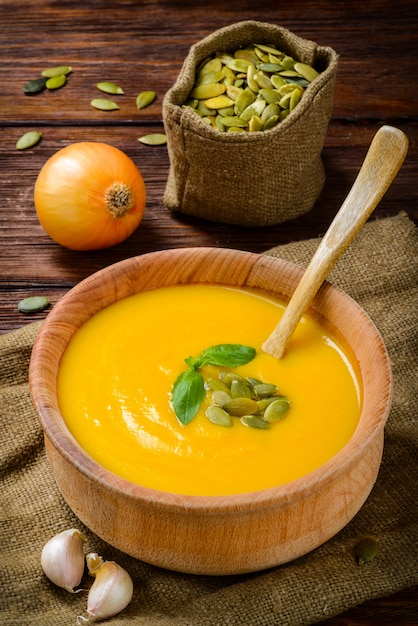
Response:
[163, 21, 338, 226]
[1, 212, 417, 625]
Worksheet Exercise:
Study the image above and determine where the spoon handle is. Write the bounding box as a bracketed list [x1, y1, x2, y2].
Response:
[262, 125, 409, 359]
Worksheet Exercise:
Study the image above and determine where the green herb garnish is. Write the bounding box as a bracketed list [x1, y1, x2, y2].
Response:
[171, 344, 256, 426]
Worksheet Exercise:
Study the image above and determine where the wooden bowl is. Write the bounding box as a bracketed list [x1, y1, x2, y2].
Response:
[29, 247, 392, 575]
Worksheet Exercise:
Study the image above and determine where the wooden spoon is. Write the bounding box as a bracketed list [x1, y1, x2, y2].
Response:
[262, 125, 409, 359]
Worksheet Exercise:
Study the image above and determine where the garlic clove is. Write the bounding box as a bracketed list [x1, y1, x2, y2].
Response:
[41, 528, 87, 593]
[85, 553, 133, 622]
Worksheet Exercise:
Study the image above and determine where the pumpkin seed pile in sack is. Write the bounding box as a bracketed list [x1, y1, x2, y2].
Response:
[163, 20, 338, 227]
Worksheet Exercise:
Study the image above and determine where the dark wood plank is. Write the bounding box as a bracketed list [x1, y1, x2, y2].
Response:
[0, 0, 417, 122]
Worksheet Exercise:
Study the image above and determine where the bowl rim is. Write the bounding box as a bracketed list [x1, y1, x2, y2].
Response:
[29, 246, 393, 513]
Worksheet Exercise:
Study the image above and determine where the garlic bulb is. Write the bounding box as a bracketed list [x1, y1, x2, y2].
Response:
[41, 528, 86, 592]
[83, 552, 133, 622]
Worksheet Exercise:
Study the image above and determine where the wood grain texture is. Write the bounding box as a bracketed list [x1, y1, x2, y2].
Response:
[1, 0, 417, 619]
[30, 248, 391, 575]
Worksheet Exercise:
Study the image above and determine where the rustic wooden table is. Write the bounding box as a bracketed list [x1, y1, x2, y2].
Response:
[1, 1, 416, 623]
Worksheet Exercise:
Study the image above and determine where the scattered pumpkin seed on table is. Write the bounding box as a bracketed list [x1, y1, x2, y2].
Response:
[18, 296, 50, 313]
[136, 90, 156, 109]
[96, 81, 124, 95]
[184, 43, 320, 132]
[16, 131, 42, 150]
[41, 65, 72, 77]
[355, 537, 379, 565]
[23, 77, 48, 95]
[45, 75, 66, 90]
[90, 98, 120, 111]
[138, 133, 167, 146]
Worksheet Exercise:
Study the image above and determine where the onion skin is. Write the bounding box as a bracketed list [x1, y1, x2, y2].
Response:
[34, 142, 146, 250]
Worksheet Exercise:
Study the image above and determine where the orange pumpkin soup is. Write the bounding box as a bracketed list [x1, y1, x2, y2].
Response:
[57, 284, 361, 495]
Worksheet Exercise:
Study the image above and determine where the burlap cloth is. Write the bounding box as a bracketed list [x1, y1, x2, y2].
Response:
[1, 212, 417, 625]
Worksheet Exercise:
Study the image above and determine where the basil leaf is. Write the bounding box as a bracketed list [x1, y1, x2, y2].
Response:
[198, 344, 256, 368]
[171, 368, 205, 426]
[184, 356, 199, 370]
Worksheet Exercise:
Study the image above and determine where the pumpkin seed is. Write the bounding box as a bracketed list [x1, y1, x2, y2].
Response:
[18, 296, 50, 313]
[254, 72, 272, 89]
[41, 65, 72, 77]
[199, 57, 222, 75]
[255, 43, 283, 55]
[263, 398, 290, 423]
[196, 100, 213, 116]
[23, 77, 48, 94]
[248, 115, 263, 132]
[136, 90, 156, 109]
[190, 83, 226, 100]
[138, 133, 167, 146]
[16, 131, 42, 150]
[230, 82, 244, 93]
[256, 62, 283, 73]
[355, 537, 379, 565]
[269, 55, 284, 66]
[294, 62, 319, 83]
[45, 75, 66, 90]
[240, 415, 269, 429]
[235, 48, 259, 66]
[253, 383, 278, 398]
[206, 377, 230, 393]
[221, 65, 235, 86]
[227, 58, 252, 73]
[218, 115, 247, 128]
[258, 88, 281, 104]
[261, 102, 280, 124]
[97, 81, 124, 95]
[290, 87, 303, 111]
[219, 372, 246, 387]
[215, 115, 226, 131]
[197, 71, 224, 86]
[90, 98, 120, 111]
[246, 63, 259, 92]
[211, 390, 232, 407]
[254, 47, 269, 62]
[279, 93, 292, 109]
[230, 379, 252, 398]
[270, 74, 287, 89]
[281, 55, 296, 70]
[206, 405, 233, 427]
[205, 95, 235, 110]
[218, 106, 235, 117]
[224, 397, 259, 417]
[279, 70, 300, 78]
[256, 397, 279, 413]
[240, 100, 266, 122]
[246, 376, 262, 386]
[234, 88, 255, 116]
[263, 115, 280, 131]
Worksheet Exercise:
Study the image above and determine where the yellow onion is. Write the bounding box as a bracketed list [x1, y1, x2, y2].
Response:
[34, 142, 146, 250]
